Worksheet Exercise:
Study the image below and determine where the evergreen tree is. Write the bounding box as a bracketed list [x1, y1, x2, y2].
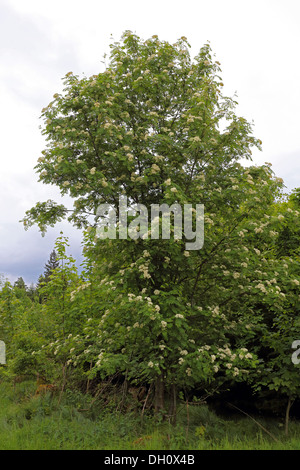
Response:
[36, 274, 45, 290]
[36, 250, 59, 303]
[43, 250, 59, 283]
[14, 277, 27, 290]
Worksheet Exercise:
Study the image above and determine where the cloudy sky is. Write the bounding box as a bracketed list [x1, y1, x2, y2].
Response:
[0, 0, 299, 286]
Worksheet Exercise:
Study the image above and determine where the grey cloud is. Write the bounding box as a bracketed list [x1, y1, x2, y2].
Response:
[0, 2, 81, 106]
[273, 151, 300, 192]
[0, 221, 84, 286]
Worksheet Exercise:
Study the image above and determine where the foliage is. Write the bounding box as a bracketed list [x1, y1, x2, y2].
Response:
[1, 380, 300, 450]
[0, 32, 298, 423]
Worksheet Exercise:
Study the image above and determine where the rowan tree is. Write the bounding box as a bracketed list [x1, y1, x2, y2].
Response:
[22, 32, 295, 415]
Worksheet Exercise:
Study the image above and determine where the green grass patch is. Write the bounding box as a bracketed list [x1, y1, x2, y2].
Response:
[0, 380, 300, 450]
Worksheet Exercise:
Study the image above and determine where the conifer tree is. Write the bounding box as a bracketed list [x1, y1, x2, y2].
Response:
[14, 277, 27, 290]
[43, 250, 59, 283]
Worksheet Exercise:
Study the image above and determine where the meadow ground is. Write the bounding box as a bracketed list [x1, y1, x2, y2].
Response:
[0, 380, 299, 450]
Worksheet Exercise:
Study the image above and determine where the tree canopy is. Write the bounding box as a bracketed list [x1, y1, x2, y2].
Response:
[12, 32, 300, 421]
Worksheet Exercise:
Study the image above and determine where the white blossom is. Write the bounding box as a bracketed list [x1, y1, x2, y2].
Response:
[175, 314, 184, 319]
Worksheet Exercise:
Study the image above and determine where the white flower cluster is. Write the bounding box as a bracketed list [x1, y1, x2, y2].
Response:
[210, 306, 225, 319]
[175, 313, 184, 319]
[148, 360, 159, 368]
[95, 350, 105, 367]
[138, 262, 151, 279]
[198, 345, 211, 353]
[99, 309, 110, 327]
[70, 282, 91, 301]
[209, 346, 253, 376]
[205, 215, 214, 225]
[255, 283, 267, 293]
[151, 164, 160, 174]
[253, 221, 269, 234]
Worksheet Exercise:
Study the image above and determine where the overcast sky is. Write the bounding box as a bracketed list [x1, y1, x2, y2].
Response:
[0, 0, 299, 286]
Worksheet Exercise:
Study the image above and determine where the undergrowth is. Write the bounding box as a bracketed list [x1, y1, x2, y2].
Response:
[0, 380, 300, 450]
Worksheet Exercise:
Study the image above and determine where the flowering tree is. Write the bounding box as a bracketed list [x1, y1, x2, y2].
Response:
[250, 191, 300, 434]
[22, 32, 294, 416]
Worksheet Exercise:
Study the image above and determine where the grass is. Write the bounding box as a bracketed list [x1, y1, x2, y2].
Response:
[0, 379, 300, 450]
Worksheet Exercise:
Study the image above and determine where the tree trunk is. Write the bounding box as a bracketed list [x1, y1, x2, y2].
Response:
[285, 397, 294, 436]
[154, 375, 165, 415]
[168, 383, 177, 425]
